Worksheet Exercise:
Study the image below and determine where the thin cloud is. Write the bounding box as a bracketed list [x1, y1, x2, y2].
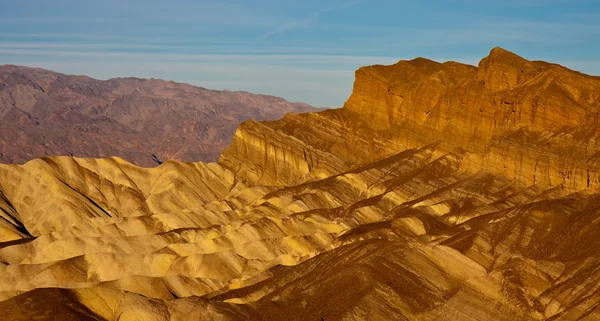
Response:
[0, 17, 117, 24]
[259, 1, 362, 39]
[0, 41, 373, 55]
[345, 19, 600, 50]
[259, 19, 316, 40]
[0, 46, 397, 66]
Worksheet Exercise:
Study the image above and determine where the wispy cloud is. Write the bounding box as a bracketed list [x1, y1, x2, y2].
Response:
[0, 46, 397, 66]
[345, 19, 600, 51]
[260, 19, 314, 40]
[0, 41, 370, 55]
[259, 1, 362, 39]
[0, 17, 117, 24]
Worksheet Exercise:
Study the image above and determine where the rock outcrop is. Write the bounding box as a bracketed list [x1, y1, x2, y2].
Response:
[222, 47, 600, 191]
[2, 48, 600, 320]
[0, 65, 320, 166]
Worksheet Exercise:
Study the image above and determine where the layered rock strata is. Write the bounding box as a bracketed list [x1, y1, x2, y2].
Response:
[2, 48, 600, 320]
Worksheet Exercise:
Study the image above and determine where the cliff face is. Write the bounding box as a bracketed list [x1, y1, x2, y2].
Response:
[0, 65, 319, 166]
[222, 47, 600, 191]
[3, 48, 600, 320]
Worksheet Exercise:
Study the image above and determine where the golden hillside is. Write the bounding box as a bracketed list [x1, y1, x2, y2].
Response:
[2, 48, 600, 320]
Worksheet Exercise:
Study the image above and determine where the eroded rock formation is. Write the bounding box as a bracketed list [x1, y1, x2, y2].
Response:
[1, 48, 600, 320]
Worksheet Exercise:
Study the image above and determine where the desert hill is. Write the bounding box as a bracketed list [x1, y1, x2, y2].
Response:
[1, 48, 600, 320]
[0, 65, 319, 166]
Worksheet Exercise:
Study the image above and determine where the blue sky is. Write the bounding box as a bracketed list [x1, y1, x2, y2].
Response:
[1, 0, 599, 107]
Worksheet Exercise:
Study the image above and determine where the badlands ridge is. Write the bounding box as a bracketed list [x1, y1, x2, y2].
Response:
[1, 48, 600, 320]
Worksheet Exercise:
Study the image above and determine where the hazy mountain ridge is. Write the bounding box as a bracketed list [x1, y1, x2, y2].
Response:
[0, 65, 320, 166]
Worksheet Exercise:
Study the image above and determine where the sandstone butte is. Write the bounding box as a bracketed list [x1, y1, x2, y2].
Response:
[0, 65, 319, 166]
[1, 47, 600, 320]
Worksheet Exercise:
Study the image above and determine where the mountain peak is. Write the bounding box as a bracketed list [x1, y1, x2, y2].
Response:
[488, 46, 520, 57]
[486, 47, 531, 67]
[476, 47, 540, 90]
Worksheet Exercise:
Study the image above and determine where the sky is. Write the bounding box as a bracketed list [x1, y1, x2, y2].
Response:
[1, 0, 600, 107]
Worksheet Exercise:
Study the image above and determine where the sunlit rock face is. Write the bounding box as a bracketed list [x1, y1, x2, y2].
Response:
[2, 48, 600, 320]
[224, 47, 600, 191]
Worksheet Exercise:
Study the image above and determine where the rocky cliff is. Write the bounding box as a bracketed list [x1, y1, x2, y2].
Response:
[0, 65, 319, 166]
[222, 47, 600, 191]
[2, 48, 600, 320]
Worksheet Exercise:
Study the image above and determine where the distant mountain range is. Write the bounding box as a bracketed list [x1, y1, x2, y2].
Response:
[0, 65, 320, 166]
